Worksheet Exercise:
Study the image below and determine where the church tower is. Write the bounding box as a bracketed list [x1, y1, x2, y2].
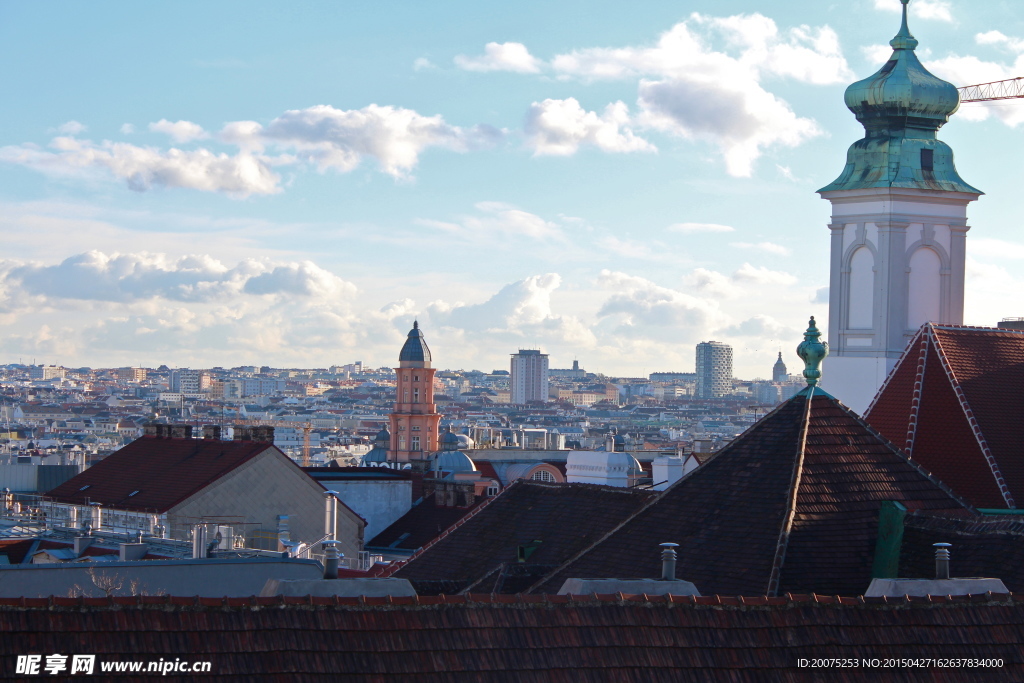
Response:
[388, 322, 441, 463]
[818, 0, 981, 413]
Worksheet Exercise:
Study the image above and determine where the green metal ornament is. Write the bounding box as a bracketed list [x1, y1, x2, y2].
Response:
[796, 317, 829, 387]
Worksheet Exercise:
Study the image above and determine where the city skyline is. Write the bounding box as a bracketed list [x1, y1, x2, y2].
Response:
[2, 1, 1023, 378]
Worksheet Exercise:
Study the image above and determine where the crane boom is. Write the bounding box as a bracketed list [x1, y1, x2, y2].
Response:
[959, 77, 1024, 103]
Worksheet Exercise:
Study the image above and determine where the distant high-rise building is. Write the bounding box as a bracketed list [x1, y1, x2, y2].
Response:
[388, 322, 440, 462]
[116, 367, 148, 382]
[29, 365, 65, 381]
[772, 353, 788, 383]
[695, 342, 732, 399]
[170, 369, 210, 394]
[510, 350, 549, 404]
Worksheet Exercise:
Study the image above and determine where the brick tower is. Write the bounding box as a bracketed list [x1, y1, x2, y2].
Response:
[388, 321, 440, 463]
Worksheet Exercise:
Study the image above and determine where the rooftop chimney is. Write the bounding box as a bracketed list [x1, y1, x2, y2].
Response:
[934, 542, 951, 580]
[323, 540, 341, 580]
[169, 424, 193, 439]
[202, 425, 222, 440]
[865, 541, 1008, 597]
[660, 542, 678, 581]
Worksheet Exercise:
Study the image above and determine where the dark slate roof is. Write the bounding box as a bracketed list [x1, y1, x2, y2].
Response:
[45, 436, 278, 512]
[366, 492, 485, 553]
[530, 389, 968, 597]
[866, 324, 1024, 509]
[389, 481, 656, 594]
[398, 321, 431, 363]
[1, 594, 1022, 681]
[899, 512, 1024, 592]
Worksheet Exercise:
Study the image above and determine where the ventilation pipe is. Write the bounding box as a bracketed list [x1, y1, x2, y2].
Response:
[324, 490, 340, 541]
[660, 542, 679, 581]
[934, 542, 951, 580]
[323, 540, 341, 580]
[192, 523, 208, 559]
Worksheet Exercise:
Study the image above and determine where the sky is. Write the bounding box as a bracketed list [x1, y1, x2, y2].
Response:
[2, 0, 1024, 379]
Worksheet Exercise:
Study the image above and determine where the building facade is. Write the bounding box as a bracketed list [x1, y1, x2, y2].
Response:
[818, 1, 981, 413]
[510, 350, 549, 405]
[695, 341, 732, 399]
[388, 322, 441, 462]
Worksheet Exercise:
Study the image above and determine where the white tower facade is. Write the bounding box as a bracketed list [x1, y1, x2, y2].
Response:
[818, 0, 981, 413]
[510, 349, 549, 404]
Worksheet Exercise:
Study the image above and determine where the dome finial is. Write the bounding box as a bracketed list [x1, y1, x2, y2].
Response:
[413, 320, 419, 329]
[796, 316, 829, 387]
[890, 0, 919, 50]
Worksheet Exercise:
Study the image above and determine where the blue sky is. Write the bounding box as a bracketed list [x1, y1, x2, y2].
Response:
[2, 0, 1023, 378]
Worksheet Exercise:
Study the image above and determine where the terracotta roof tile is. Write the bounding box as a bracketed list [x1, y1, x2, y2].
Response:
[866, 324, 1024, 508]
[0, 596, 1022, 679]
[45, 436, 278, 512]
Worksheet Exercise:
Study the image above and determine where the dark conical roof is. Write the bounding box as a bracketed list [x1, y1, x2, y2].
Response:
[399, 321, 432, 365]
[530, 388, 968, 597]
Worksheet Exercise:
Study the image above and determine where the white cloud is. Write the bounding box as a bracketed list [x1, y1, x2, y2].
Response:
[0, 137, 281, 197]
[149, 119, 209, 143]
[551, 14, 851, 84]
[427, 273, 597, 348]
[685, 262, 796, 299]
[667, 222, 735, 234]
[976, 30, 1024, 52]
[730, 241, 791, 256]
[543, 13, 845, 175]
[596, 270, 724, 336]
[2, 251, 354, 304]
[56, 121, 87, 135]
[718, 313, 796, 338]
[413, 57, 437, 71]
[861, 44, 894, 66]
[2, 104, 503, 195]
[812, 286, 829, 304]
[926, 52, 1024, 126]
[120, 123, 135, 135]
[970, 237, 1024, 260]
[524, 98, 654, 156]
[252, 104, 502, 177]
[873, 0, 953, 23]
[455, 42, 543, 73]
[416, 201, 564, 242]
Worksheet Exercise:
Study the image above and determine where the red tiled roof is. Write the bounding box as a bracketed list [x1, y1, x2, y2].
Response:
[866, 324, 1024, 508]
[530, 389, 967, 597]
[0, 594, 1021, 680]
[45, 436, 278, 512]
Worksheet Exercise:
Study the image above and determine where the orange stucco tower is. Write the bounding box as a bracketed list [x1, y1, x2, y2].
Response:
[388, 321, 441, 462]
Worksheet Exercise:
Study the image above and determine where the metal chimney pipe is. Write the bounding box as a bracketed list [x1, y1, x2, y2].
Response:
[323, 540, 341, 580]
[324, 491, 339, 542]
[934, 542, 951, 580]
[660, 542, 679, 581]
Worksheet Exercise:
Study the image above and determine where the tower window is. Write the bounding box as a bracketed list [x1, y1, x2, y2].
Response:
[411, 436, 420, 451]
[921, 149, 934, 171]
[530, 470, 555, 483]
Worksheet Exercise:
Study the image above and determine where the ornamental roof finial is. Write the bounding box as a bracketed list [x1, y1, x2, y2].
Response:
[890, 0, 919, 51]
[796, 316, 829, 387]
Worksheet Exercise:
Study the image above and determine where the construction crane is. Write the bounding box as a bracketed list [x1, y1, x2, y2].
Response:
[958, 77, 1024, 103]
[233, 419, 314, 466]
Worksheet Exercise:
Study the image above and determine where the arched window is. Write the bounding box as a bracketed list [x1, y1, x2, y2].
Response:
[530, 469, 555, 483]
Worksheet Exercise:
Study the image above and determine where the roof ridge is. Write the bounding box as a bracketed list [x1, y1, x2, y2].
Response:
[766, 389, 814, 597]
[931, 324, 1024, 334]
[903, 327, 932, 456]
[517, 396, 810, 595]
[865, 324, 928, 416]
[379, 478, 508, 578]
[930, 326, 1016, 508]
